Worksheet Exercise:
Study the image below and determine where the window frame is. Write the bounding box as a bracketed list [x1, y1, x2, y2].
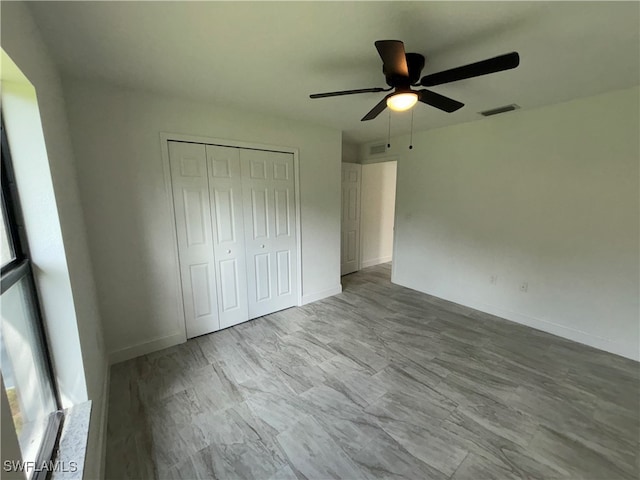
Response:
[1, 116, 64, 480]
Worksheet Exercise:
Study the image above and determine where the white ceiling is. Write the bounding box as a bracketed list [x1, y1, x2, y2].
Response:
[27, 1, 640, 144]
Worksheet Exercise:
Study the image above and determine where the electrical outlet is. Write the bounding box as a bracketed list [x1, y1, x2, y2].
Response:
[520, 282, 528, 292]
[490, 275, 498, 285]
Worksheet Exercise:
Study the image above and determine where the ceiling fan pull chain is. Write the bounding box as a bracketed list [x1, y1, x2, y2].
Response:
[387, 110, 391, 148]
[409, 109, 414, 150]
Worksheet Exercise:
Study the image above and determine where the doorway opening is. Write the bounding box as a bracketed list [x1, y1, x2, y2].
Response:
[340, 160, 397, 276]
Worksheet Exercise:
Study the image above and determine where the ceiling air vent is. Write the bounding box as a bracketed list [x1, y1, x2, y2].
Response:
[479, 104, 520, 117]
[369, 143, 387, 155]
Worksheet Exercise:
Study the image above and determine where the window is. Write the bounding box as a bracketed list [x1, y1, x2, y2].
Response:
[1, 117, 62, 478]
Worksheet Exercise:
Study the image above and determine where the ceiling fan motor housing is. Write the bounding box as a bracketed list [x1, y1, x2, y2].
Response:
[385, 53, 425, 87]
[406, 53, 426, 84]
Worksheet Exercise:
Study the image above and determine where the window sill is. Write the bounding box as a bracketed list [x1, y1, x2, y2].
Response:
[52, 400, 92, 480]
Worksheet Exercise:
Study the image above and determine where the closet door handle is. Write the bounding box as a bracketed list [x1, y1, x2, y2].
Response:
[261, 244, 265, 249]
[227, 249, 231, 254]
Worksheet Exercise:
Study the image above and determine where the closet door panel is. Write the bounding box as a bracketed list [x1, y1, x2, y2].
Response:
[249, 159, 268, 180]
[241, 149, 297, 318]
[250, 188, 269, 240]
[207, 145, 249, 329]
[276, 250, 292, 296]
[274, 188, 291, 237]
[189, 263, 214, 317]
[168, 141, 220, 337]
[254, 253, 272, 301]
[219, 259, 240, 310]
[213, 188, 236, 243]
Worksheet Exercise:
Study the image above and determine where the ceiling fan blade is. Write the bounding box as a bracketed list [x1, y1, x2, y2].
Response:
[375, 40, 409, 78]
[420, 52, 520, 87]
[418, 89, 464, 113]
[361, 94, 392, 121]
[309, 87, 387, 99]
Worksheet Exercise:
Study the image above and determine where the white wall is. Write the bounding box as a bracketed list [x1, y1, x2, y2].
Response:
[387, 86, 639, 360]
[360, 161, 397, 268]
[1, 2, 108, 477]
[342, 138, 360, 163]
[61, 79, 342, 363]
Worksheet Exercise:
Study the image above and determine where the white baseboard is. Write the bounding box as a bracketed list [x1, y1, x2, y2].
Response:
[361, 255, 393, 269]
[473, 300, 639, 361]
[301, 285, 343, 305]
[108, 331, 186, 365]
[392, 277, 638, 361]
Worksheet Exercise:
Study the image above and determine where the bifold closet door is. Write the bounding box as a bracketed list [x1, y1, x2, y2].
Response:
[168, 141, 219, 338]
[170, 141, 299, 337]
[206, 145, 249, 329]
[240, 149, 298, 318]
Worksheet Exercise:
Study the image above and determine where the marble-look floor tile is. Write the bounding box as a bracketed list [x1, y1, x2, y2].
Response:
[264, 308, 307, 334]
[347, 428, 449, 480]
[244, 390, 310, 434]
[183, 438, 287, 480]
[328, 336, 389, 374]
[322, 369, 388, 408]
[438, 410, 568, 479]
[276, 415, 366, 480]
[266, 464, 300, 480]
[196, 330, 267, 384]
[372, 362, 449, 399]
[105, 432, 153, 480]
[146, 390, 208, 472]
[365, 389, 455, 428]
[106, 263, 640, 480]
[136, 357, 190, 407]
[450, 452, 520, 480]
[527, 425, 638, 480]
[188, 361, 245, 413]
[379, 417, 469, 477]
[592, 403, 640, 448]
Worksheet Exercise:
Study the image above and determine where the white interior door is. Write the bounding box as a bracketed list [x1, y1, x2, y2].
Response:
[240, 149, 298, 318]
[206, 145, 249, 329]
[168, 141, 220, 338]
[341, 163, 361, 275]
[360, 161, 397, 268]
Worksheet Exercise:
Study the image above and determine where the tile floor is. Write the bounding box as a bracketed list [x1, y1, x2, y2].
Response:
[105, 263, 639, 479]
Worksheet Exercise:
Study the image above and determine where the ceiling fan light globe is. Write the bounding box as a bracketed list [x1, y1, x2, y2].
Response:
[387, 92, 418, 112]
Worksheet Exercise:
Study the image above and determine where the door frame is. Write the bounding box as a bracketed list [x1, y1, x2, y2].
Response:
[159, 132, 303, 340]
[359, 160, 398, 271]
[340, 162, 362, 276]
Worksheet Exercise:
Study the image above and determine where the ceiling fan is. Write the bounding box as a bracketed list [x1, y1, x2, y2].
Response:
[310, 40, 520, 121]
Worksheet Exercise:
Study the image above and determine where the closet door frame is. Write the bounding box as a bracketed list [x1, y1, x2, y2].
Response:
[160, 132, 303, 341]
